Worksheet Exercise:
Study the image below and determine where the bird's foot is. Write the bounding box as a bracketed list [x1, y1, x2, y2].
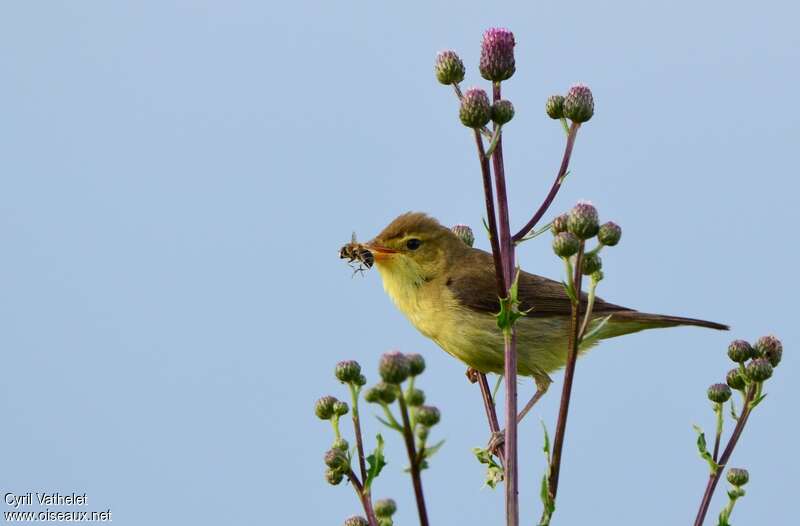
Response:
[487, 430, 505, 458]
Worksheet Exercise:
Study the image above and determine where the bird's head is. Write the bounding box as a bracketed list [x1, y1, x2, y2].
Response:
[364, 212, 469, 287]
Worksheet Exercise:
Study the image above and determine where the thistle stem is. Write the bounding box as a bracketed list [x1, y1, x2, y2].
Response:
[346, 470, 379, 526]
[712, 402, 723, 462]
[473, 130, 507, 295]
[397, 390, 430, 526]
[348, 385, 369, 483]
[578, 276, 599, 341]
[492, 81, 519, 526]
[512, 122, 581, 243]
[546, 241, 585, 508]
[693, 385, 757, 526]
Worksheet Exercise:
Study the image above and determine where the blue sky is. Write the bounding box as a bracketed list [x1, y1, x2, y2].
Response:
[0, 1, 797, 524]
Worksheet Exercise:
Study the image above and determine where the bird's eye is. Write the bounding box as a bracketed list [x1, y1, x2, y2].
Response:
[406, 238, 422, 250]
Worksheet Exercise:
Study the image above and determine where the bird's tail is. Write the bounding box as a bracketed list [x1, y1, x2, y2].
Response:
[593, 311, 729, 340]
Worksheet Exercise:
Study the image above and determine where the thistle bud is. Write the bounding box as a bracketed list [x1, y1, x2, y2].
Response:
[324, 448, 349, 470]
[707, 383, 732, 403]
[567, 201, 599, 240]
[379, 351, 411, 384]
[581, 252, 603, 275]
[416, 405, 441, 427]
[354, 374, 367, 387]
[405, 388, 425, 407]
[563, 83, 594, 123]
[727, 468, 750, 487]
[459, 88, 492, 128]
[374, 498, 397, 518]
[364, 386, 381, 403]
[551, 213, 569, 235]
[326, 468, 344, 485]
[343, 516, 369, 526]
[366, 382, 398, 405]
[591, 270, 604, 283]
[479, 28, 515, 82]
[406, 353, 426, 376]
[335, 360, 362, 384]
[451, 225, 475, 247]
[378, 519, 393, 526]
[315, 396, 338, 420]
[597, 221, 622, 246]
[491, 100, 515, 125]
[746, 358, 773, 382]
[726, 368, 746, 390]
[332, 438, 350, 451]
[435, 50, 465, 85]
[333, 400, 349, 416]
[727, 340, 754, 363]
[545, 95, 565, 119]
[754, 335, 782, 367]
[552, 231, 580, 258]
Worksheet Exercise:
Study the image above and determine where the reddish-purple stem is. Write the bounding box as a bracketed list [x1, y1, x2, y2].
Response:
[512, 122, 581, 243]
[547, 242, 584, 501]
[397, 391, 429, 526]
[473, 131, 506, 293]
[693, 386, 756, 526]
[346, 470, 379, 526]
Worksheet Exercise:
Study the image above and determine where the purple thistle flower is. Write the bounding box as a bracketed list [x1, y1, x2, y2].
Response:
[480, 28, 516, 82]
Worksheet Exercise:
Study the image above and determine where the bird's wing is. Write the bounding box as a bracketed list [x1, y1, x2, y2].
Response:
[446, 248, 632, 317]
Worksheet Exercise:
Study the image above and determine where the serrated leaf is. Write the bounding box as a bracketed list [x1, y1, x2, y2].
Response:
[538, 421, 555, 525]
[692, 425, 720, 474]
[365, 434, 386, 490]
[750, 392, 767, 409]
[581, 314, 613, 342]
[473, 447, 504, 489]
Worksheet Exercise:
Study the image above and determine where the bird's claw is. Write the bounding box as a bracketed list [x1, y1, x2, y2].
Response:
[487, 430, 505, 455]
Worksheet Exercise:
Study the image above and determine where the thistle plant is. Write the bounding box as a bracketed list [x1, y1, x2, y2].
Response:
[317, 353, 443, 526]
[692, 336, 783, 526]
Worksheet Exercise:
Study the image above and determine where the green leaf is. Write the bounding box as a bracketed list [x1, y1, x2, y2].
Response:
[581, 314, 613, 342]
[561, 280, 577, 303]
[750, 392, 767, 409]
[375, 415, 402, 431]
[496, 269, 526, 331]
[538, 422, 555, 525]
[423, 439, 445, 459]
[729, 399, 739, 421]
[365, 434, 386, 490]
[472, 447, 504, 489]
[693, 425, 720, 474]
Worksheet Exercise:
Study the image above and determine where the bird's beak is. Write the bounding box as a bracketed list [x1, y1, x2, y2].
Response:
[364, 243, 398, 262]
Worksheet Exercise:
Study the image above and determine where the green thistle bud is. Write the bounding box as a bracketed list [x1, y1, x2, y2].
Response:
[591, 270, 604, 283]
[343, 516, 369, 526]
[726, 368, 746, 390]
[746, 358, 773, 382]
[406, 388, 425, 407]
[491, 100, 515, 125]
[552, 231, 580, 258]
[374, 498, 397, 518]
[324, 448, 349, 470]
[364, 386, 380, 403]
[754, 335, 782, 367]
[326, 468, 344, 486]
[435, 50, 465, 85]
[366, 382, 398, 404]
[551, 213, 569, 234]
[479, 28, 516, 82]
[727, 340, 755, 363]
[545, 95, 565, 119]
[581, 252, 602, 275]
[563, 83, 594, 123]
[354, 374, 367, 387]
[378, 519, 393, 526]
[333, 400, 349, 416]
[379, 351, 411, 384]
[332, 438, 350, 451]
[597, 221, 622, 246]
[567, 201, 600, 240]
[451, 224, 475, 247]
[406, 353, 426, 376]
[315, 396, 338, 420]
[335, 360, 362, 384]
[417, 425, 429, 441]
[416, 405, 441, 427]
[727, 468, 750, 487]
[459, 87, 492, 128]
[707, 383, 732, 403]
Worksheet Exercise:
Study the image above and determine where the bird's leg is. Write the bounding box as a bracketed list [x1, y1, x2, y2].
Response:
[467, 368, 505, 463]
[487, 375, 552, 452]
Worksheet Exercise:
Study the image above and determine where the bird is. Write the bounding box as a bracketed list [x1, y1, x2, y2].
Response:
[342, 212, 727, 416]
